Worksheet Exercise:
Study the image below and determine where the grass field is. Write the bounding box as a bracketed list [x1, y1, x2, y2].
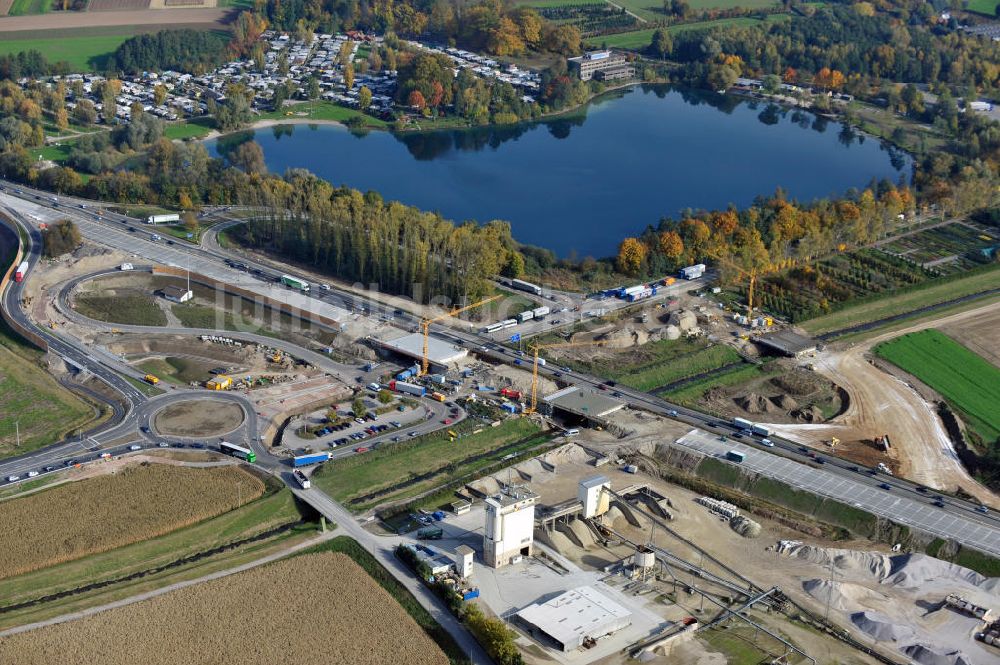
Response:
[135, 356, 218, 385]
[875, 330, 1000, 444]
[0, 463, 265, 579]
[163, 118, 214, 141]
[613, 0, 777, 21]
[0, 484, 303, 629]
[312, 418, 547, 511]
[549, 337, 741, 392]
[7, 0, 49, 16]
[0, 551, 450, 665]
[0, 34, 131, 71]
[75, 292, 167, 326]
[966, 0, 999, 15]
[0, 319, 94, 458]
[664, 361, 781, 407]
[801, 264, 1000, 336]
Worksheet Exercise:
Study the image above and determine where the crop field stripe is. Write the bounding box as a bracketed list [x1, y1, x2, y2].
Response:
[875, 330, 1000, 441]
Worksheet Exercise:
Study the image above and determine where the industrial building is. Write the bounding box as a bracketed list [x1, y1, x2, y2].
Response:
[375, 332, 468, 369]
[579, 475, 611, 519]
[516, 586, 633, 651]
[484, 487, 538, 568]
[568, 51, 633, 81]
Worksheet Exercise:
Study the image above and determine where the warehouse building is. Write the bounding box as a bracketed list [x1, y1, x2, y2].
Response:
[516, 586, 633, 651]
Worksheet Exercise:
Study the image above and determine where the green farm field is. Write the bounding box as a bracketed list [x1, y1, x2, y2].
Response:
[0, 34, 130, 71]
[585, 15, 786, 48]
[6, 0, 49, 16]
[614, 0, 777, 21]
[875, 330, 1000, 443]
[966, 0, 999, 15]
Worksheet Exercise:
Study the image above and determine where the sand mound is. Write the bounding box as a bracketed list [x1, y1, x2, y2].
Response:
[737, 393, 774, 414]
[803, 579, 889, 612]
[850, 611, 914, 643]
[515, 458, 547, 478]
[884, 553, 989, 590]
[730, 515, 761, 538]
[563, 519, 597, 549]
[539, 527, 575, 555]
[468, 476, 501, 497]
[606, 505, 628, 529]
[902, 644, 974, 665]
[545, 444, 590, 465]
[779, 543, 894, 580]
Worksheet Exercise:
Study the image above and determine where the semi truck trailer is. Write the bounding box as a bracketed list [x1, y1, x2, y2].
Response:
[292, 452, 332, 467]
[389, 380, 426, 397]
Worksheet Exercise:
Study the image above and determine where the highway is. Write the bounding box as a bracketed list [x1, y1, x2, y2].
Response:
[1, 180, 1000, 555]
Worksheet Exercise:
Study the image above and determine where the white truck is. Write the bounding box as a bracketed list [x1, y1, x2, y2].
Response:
[119, 263, 133, 271]
[293, 469, 311, 489]
[750, 424, 770, 437]
[680, 264, 706, 280]
[733, 417, 753, 432]
[147, 213, 180, 224]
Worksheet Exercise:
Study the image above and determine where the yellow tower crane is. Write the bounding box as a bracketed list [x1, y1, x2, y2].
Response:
[527, 340, 607, 414]
[420, 295, 501, 375]
[716, 256, 795, 317]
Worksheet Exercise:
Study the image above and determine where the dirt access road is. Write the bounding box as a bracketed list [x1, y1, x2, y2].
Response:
[768, 301, 999, 506]
[0, 8, 230, 31]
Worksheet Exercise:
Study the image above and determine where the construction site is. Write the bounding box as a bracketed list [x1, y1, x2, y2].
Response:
[399, 438, 1000, 665]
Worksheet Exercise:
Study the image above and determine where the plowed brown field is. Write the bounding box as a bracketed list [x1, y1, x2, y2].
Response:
[0, 463, 264, 579]
[0, 552, 450, 665]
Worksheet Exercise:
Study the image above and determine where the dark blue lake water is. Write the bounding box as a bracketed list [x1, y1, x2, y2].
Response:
[209, 85, 910, 258]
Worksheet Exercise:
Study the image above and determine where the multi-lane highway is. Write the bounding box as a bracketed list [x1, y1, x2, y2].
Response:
[1, 180, 999, 556]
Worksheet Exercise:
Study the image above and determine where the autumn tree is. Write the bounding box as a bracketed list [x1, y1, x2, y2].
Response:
[657, 231, 684, 261]
[407, 89, 426, 110]
[617, 237, 647, 276]
[358, 85, 372, 111]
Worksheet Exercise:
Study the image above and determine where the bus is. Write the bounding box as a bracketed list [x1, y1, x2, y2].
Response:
[220, 441, 256, 463]
[281, 274, 310, 292]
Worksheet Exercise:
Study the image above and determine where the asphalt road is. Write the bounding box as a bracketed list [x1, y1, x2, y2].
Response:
[2, 182, 1000, 555]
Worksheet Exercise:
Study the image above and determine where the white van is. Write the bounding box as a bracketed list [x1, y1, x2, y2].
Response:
[120, 262, 133, 271]
[565, 429, 580, 437]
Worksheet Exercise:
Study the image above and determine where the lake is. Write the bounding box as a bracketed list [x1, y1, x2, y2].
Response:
[209, 85, 911, 258]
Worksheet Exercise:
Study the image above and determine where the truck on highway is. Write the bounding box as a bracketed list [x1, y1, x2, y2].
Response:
[144, 374, 160, 385]
[726, 450, 745, 463]
[751, 424, 771, 437]
[280, 274, 310, 292]
[389, 380, 426, 397]
[510, 278, 542, 296]
[516, 310, 534, 324]
[732, 417, 753, 432]
[292, 469, 311, 489]
[14, 261, 28, 283]
[147, 213, 180, 224]
[292, 451, 332, 467]
[531, 305, 551, 319]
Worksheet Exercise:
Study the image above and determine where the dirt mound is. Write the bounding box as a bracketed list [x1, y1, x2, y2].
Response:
[902, 644, 974, 665]
[545, 443, 591, 465]
[850, 611, 914, 643]
[773, 394, 798, 410]
[559, 519, 596, 549]
[770, 371, 827, 396]
[737, 393, 775, 414]
[792, 405, 825, 422]
[778, 543, 894, 580]
[605, 505, 630, 530]
[467, 476, 501, 497]
[600, 326, 648, 349]
[730, 515, 761, 538]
